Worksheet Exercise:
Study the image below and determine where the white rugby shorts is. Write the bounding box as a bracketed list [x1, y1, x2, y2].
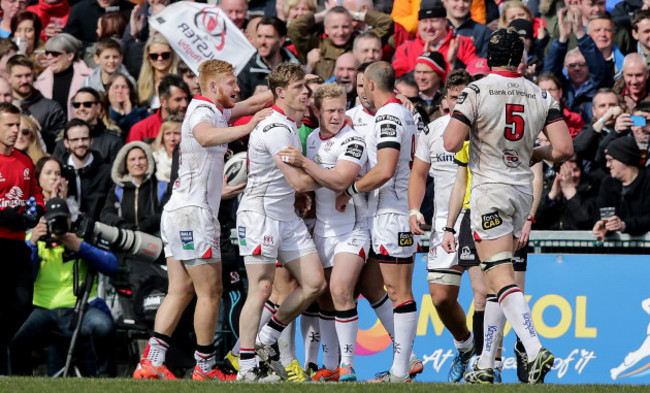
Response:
[371, 213, 417, 259]
[237, 211, 317, 264]
[470, 183, 532, 241]
[161, 206, 221, 262]
[314, 228, 370, 269]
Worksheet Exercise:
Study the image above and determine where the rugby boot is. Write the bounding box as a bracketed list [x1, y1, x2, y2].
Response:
[133, 358, 177, 380]
[528, 347, 554, 384]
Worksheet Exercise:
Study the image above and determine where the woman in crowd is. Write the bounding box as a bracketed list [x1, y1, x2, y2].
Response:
[137, 33, 177, 110]
[100, 141, 163, 236]
[34, 33, 91, 121]
[283, 0, 316, 22]
[15, 115, 46, 164]
[107, 73, 148, 137]
[10, 11, 43, 59]
[151, 120, 180, 187]
[538, 73, 585, 138]
[34, 156, 78, 215]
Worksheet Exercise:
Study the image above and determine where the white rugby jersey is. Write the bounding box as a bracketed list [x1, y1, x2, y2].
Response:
[366, 98, 418, 215]
[452, 71, 562, 194]
[238, 105, 302, 221]
[306, 124, 368, 237]
[165, 95, 230, 215]
[346, 105, 375, 139]
[415, 114, 456, 228]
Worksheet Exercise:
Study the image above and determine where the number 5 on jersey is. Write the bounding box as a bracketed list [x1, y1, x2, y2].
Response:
[504, 104, 525, 141]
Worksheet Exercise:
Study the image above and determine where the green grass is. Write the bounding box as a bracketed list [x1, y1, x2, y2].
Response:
[0, 378, 646, 393]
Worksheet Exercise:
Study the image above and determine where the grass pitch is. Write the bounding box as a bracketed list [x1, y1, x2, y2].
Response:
[0, 378, 645, 393]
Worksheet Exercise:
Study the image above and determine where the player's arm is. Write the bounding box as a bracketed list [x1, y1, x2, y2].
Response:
[533, 120, 574, 163]
[193, 108, 272, 147]
[441, 164, 467, 253]
[273, 154, 320, 192]
[354, 147, 398, 193]
[408, 157, 430, 235]
[303, 159, 361, 193]
[230, 91, 274, 121]
[443, 117, 470, 153]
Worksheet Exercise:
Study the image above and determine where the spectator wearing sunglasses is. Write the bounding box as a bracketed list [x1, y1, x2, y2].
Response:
[14, 114, 46, 164]
[33, 33, 92, 121]
[52, 87, 123, 164]
[137, 33, 177, 110]
[7, 54, 66, 152]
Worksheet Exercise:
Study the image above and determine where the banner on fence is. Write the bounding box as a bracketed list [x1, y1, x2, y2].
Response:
[297, 253, 650, 384]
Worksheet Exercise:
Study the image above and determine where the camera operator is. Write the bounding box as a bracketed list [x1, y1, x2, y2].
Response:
[9, 198, 118, 377]
[0, 102, 44, 374]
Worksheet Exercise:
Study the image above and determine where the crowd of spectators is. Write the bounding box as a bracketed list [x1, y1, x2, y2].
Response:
[0, 0, 649, 378]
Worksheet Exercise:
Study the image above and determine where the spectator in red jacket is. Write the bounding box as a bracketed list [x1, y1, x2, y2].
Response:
[392, 0, 481, 78]
[26, 0, 70, 42]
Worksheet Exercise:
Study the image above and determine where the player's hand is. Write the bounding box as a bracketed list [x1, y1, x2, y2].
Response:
[250, 108, 273, 127]
[30, 217, 48, 245]
[605, 215, 626, 232]
[441, 231, 456, 253]
[335, 193, 351, 213]
[409, 213, 425, 235]
[517, 220, 531, 250]
[278, 146, 304, 167]
[396, 94, 415, 112]
[592, 220, 607, 241]
[221, 176, 246, 200]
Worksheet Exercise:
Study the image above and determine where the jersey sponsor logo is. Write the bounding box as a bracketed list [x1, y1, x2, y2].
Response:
[238, 226, 246, 246]
[469, 84, 480, 94]
[459, 246, 475, 260]
[341, 136, 365, 144]
[263, 235, 274, 247]
[507, 82, 520, 89]
[376, 114, 402, 125]
[431, 153, 455, 163]
[481, 211, 503, 230]
[344, 143, 364, 159]
[180, 231, 194, 250]
[457, 92, 467, 104]
[379, 123, 397, 138]
[0, 186, 24, 208]
[23, 168, 30, 180]
[398, 232, 413, 247]
[502, 149, 521, 168]
[324, 140, 336, 151]
[263, 123, 292, 133]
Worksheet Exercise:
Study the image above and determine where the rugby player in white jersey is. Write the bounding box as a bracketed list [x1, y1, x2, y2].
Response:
[407, 69, 480, 383]
[236, 62, 327, 382]
[342, 61, 418, 382]
[280, 83, 368, 381]
[134, 60, 272, 381]
[347, 61, 424, 379]
[443, 28, 573, 384]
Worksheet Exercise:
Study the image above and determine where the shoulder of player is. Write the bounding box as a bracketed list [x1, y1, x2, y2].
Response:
[426, 114, 450, 137]
[256, 115, 295, 134]
[374, 104, 405, 125]
[337, 126, 366, 146]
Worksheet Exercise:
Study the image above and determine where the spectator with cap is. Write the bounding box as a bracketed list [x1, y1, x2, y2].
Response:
[288, 5, 393, 80]
[393, 0, 482, 78]
[509, 18, 546, 78]
[543, 7, 614, 123]
[441, 0, 490, 58]
[10, 197, 118, 376]
[414, 51, 445, 119]
[593, 136, 650, 240]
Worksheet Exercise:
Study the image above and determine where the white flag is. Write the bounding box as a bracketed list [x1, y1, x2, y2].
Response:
[149, 2, 255, 76]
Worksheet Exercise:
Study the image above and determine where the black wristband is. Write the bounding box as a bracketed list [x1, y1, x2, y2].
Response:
[442, 226, 456, 234]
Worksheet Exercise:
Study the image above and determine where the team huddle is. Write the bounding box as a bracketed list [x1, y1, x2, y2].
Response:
[134, 28, 573, 383]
